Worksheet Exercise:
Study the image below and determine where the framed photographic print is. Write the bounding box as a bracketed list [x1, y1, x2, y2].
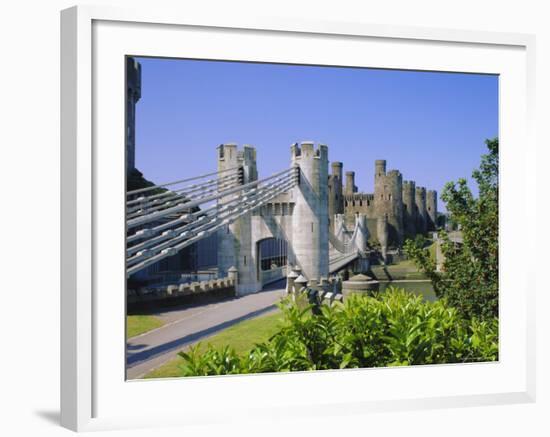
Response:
[61, 5, 536, 432]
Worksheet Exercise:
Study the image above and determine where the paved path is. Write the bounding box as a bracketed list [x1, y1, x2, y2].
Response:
[126, 280, 286, 379]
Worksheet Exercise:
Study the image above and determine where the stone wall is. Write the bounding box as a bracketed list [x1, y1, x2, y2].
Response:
[127, 275, 237, 311]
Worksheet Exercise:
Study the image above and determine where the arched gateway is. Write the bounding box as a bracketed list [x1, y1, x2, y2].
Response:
[217, 142, 329, 295]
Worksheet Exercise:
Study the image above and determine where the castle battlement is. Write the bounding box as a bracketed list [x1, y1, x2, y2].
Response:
[387, 169, 402, 178]
[291, 141, 328, 161]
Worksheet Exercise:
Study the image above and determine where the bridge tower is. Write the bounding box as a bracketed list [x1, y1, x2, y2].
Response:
[291, 142, 329, 281]
[217, 143, 259, 294]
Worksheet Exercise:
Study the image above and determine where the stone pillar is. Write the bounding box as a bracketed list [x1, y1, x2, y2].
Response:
[286, 269, 299, 294]
[227, 266, 238, 285]
[294, 274, 308, 293]
[291, 142, 329, 282]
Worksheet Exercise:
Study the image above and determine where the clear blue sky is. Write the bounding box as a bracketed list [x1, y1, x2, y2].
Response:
[134, 57, 498, 211]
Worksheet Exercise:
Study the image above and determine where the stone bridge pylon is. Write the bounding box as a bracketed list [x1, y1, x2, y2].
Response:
[217, 141, 330, 295]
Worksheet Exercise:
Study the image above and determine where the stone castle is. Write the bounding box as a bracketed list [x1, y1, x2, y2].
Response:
[328, 159, 438, 249]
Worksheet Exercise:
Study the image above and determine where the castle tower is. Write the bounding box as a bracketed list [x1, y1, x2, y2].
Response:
[291, 142, 329, 281]
[375, 159, 386, 179]
[402, 180, 417, 238]
[374, 160, 404, 246]
[328, 162, 344, 229]
[126, 57, 141, 172]
[426, 190, 438, 231]
[415, 186, 428, 234]
[217, 143, 258, 294]
[345, 171, 356, 195]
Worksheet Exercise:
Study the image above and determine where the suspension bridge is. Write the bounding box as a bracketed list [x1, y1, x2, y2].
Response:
[127, 142, 369, 295]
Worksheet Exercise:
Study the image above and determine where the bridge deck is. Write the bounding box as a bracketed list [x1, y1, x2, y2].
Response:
[329, 251, 360, 274]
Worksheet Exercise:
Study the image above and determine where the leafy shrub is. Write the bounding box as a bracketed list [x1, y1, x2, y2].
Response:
[404, 138, 499, 320]
[177, 288, 498, 376]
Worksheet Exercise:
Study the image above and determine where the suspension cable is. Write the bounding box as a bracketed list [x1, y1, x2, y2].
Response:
[126, 177, 297, 275]
[126, 178, 295, 265]
[126, 171, 240, 207]
[127, 166, 240, 196]
[127, 167, 297, 230]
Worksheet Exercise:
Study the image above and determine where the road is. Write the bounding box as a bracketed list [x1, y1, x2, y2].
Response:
[126, 279, 287, 379]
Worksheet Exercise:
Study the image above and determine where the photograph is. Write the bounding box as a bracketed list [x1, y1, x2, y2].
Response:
[125, 56, 499, 380]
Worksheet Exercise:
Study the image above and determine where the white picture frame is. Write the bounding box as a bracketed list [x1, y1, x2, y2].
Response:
[60, 5, 536, 432]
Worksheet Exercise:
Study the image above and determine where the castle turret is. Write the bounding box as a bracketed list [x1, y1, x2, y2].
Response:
[217, 143, 258, 294]
[375, 159, 386, 179]
[426, 190, 438, 231]
[328, 162, 344, 229]
[415, 186, 428, 234]
[332, 161, 343, 182]
[126, 57, 141, 172]
[374, 160, 404, 246]
[345, 171, 356, 195]
[291, 141, 329, 281]
[402, 180, 417, 237]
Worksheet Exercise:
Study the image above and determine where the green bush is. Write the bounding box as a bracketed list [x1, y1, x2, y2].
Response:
[404, 138, 499, 320]
[177, 289, 498, 376]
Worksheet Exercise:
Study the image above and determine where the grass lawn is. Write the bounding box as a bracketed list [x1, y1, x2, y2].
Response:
[371, 259, 427, 280]
[127, 315, 164, 339]
[143, 310, 284, 379]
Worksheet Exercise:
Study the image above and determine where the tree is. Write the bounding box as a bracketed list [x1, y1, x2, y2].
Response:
[404, 138, 498, 320]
